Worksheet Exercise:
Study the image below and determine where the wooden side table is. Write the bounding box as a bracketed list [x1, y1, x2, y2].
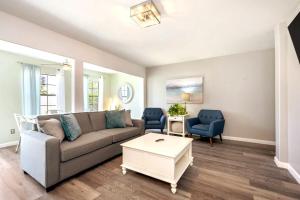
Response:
[167, 114, 189, 137]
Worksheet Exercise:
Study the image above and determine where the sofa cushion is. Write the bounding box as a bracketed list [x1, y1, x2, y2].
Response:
[38, 118, 65, 143]
[124, 110, 133, 127]
[89, 112, 106, 131]
[105, 110, 126, 129]
[192, 124, 210, 131]
[100, 127, 140, 143]
[73, 112, 93, 134]
[60, 132, 113, 161]
[60, 114, 82, 141]
[146, 120, 161, 125]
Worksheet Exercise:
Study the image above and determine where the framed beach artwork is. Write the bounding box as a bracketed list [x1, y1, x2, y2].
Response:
[166, 77, 203, 104]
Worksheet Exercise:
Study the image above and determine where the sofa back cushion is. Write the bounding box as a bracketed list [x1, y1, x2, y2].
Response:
[143, 108, 163, 121]
[89, 111, 106, 131]
[73, 112, 93, 134]
[198, 109, 224, 124]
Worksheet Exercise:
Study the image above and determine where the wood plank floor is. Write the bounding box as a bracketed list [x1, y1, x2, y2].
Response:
[0, 137, 300, 200]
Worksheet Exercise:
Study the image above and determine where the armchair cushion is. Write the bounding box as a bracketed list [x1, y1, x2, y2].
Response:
[147, 120, 161, 125]
[198, 109, 224, 124]
[192, 124, 209, 131]
[143, 108, 163, 121]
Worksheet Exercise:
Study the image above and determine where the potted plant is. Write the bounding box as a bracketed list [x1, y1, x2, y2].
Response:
[167, 103, 187, 116]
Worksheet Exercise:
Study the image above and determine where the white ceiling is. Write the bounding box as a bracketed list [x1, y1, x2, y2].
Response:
[0, 0, 299, 67]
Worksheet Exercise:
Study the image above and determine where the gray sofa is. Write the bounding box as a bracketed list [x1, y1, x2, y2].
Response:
[20, 111, 144, 191]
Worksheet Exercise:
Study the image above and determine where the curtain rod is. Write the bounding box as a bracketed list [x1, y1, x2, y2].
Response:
[17, 62, 61, 70]
[17, 61, 36, 65]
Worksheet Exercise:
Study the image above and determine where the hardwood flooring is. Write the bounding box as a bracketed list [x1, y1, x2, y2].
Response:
[0, 137, 300, 200]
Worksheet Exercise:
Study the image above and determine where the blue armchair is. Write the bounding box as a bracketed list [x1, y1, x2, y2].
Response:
[187, 109, 225, 146]
[142, 108, 166, 133]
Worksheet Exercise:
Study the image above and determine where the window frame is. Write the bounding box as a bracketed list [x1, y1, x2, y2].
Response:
[40, 74, 57, 114]
[88, 79, 99, 112]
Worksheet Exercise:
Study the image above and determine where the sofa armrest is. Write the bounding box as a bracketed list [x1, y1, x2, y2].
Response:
[132, 119, 145, 133]
[20, 130, 60, 188]
[209, 119, 225, 136]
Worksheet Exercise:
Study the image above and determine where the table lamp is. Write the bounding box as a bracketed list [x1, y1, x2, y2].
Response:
[181, 92, 191, 111]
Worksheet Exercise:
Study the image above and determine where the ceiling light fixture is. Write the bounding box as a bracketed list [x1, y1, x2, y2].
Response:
[130, 0, 160, 28]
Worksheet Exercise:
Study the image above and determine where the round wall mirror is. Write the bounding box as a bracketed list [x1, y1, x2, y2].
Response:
[118, 83, 134, 104]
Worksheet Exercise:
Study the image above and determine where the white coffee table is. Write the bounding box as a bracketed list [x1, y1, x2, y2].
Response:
[121, 133, 193, 194]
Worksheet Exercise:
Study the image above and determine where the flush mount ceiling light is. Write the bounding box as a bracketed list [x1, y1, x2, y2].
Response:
[130, 0, 161, 28]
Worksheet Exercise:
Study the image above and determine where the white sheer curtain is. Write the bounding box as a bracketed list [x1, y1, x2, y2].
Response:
[98, 76, 104, 111]
[83, 75, 89, 112]
[21, 63, 41, 115]
[56, 69, 65, 113]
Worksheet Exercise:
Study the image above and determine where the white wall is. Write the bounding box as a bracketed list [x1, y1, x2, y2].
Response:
[0, 50, 70, 143]
[287, 28, 300, 177]
[275, 5, 300, 180]
[0, 11, 145, 112]
[147, 49, 275, 141]
[275, 24, 289, 162]
[109, 73, 144, 119]
[83, 69, 144, 119]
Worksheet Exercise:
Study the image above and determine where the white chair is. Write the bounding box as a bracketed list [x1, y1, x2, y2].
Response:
[14, 114, 26, 153]
[14, 114, 37, 153]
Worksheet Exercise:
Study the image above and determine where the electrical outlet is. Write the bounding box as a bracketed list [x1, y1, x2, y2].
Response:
[10, 129, 15, 134]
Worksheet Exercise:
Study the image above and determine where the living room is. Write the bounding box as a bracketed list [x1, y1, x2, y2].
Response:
[0, 0, 300, 200]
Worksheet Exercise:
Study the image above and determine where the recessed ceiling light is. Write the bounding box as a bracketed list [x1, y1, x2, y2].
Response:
[130, 0, 160, 28]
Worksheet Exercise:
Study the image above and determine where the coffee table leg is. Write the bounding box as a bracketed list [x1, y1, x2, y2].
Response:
[190, 157, 194, 166]
[122, 166, 127, 175]
[171, 183, 177, 194]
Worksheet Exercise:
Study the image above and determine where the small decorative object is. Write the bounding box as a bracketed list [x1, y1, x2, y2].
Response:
[130, 0, 160, 28]
[118, 83, 134, 104]
[166, 77, 203, 104]
[155, 138, 164, 142]
[168, 103, 187, 116]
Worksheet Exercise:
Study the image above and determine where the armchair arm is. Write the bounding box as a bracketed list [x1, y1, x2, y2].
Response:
[160, 115, 166, 127]
[132, 119, 145, 133]
[20, 130, 60, 188]
[186, 117, 200, 132]
[209, 119, 225, 137]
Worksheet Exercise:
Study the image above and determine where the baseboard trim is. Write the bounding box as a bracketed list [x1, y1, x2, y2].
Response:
[274, 157, 300, 184]
[222, 136, 275, 145]
[288, 164, 300, 184]
[0, 140, 18, 149]
[274, 156, 289, 169]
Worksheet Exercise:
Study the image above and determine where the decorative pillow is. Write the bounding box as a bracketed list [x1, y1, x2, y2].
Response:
[38, 118, 65, 143]
[60, 114, 82, 141]
[124, 110, 133, 127]
[105, 110, 126, 129]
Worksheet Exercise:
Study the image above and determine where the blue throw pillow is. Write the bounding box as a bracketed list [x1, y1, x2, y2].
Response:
[60, 114, 82, 141]
[105, 110, 126, 129]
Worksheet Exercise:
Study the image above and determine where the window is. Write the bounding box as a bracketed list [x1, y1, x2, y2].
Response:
[40, 74, 57, 114]
[88, 79, 99, 111]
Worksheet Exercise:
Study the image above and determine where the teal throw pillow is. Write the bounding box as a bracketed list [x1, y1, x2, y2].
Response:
[60, 114, 82, 141]
[105, 110, 126, 129]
